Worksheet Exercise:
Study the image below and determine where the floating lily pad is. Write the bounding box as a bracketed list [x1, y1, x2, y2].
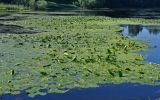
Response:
[0, 15, 160, 97]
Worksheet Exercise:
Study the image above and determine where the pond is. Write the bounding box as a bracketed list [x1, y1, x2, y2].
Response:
[1, 8, 160, 20]
[45, 8, 160, 19]
[1, 24, 160, 100]
[121, 24, 160, 64]
[70, 8, 160, 19]
[1, 83, 160, 100]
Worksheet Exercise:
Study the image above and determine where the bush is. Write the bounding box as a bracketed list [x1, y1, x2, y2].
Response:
[74, 0, 96, 8]
[28, 0, 36, 9]
[35, 0, 47, 10]
[11, 0, 35, 9]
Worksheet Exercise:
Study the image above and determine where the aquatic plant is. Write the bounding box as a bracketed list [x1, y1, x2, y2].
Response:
[0, 15, 160, 97]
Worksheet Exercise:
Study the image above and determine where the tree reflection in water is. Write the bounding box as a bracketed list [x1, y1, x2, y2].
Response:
[122, 25, 160, 37]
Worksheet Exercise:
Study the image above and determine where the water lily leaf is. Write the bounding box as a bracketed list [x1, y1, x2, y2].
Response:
[108, 69, 115, 77]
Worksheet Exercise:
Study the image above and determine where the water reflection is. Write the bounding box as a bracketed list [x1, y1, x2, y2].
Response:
[128, 25, 143, 37]
[146, 26, 160, 35]
[121, 25, 160, 64]
[121, 25, 160, 37]
[2, 9, 160, 19]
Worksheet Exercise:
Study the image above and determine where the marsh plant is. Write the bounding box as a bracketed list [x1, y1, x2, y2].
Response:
[0, 15, 160, 97]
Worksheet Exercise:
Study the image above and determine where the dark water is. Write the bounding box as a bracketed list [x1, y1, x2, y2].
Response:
[71, 8, 160, 19]
[48, 8, 160, 19]
[0, 24, 40, 34]
[1, 8, 160, 19]
[121, 25, 160, 64]
[56, 8, 160, 19]
[2, 25, 160, 100]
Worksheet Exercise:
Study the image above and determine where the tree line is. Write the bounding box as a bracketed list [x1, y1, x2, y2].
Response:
[0, 0, 160, 9]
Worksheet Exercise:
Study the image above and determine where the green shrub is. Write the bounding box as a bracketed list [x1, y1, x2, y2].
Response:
[74, 0, 96, 8]
[28, 0, 36, 9]
[35, 0, 47, 10]
[13, 0, 35, 9]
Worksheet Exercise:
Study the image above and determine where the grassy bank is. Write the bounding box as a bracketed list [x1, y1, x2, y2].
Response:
[0, 15, 160, 97]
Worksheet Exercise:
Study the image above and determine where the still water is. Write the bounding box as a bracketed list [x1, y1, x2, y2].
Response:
[1, 83, 160, 100]
[122, 25, 160, 64]
[1, 25, 160, 100]
[2, 8, 160, 20]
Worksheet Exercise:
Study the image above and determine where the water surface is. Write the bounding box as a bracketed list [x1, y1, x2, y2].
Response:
[1, 12, 160, 99]
[2, 83, 160, 100]
[121, 25, 160, 64]
[1, 8, 160, 19]
[1, 25, 160, 100]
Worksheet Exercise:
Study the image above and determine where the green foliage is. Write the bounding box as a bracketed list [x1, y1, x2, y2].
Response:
[1, 0, 160, 9]
[35, 0, 47, 10]
[74, 0, 96, 8]
[0, 3, 28, 11]
[1, 15, 160, 97]
[27, 0, 36, 8]
[14, 0, 36, 9]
